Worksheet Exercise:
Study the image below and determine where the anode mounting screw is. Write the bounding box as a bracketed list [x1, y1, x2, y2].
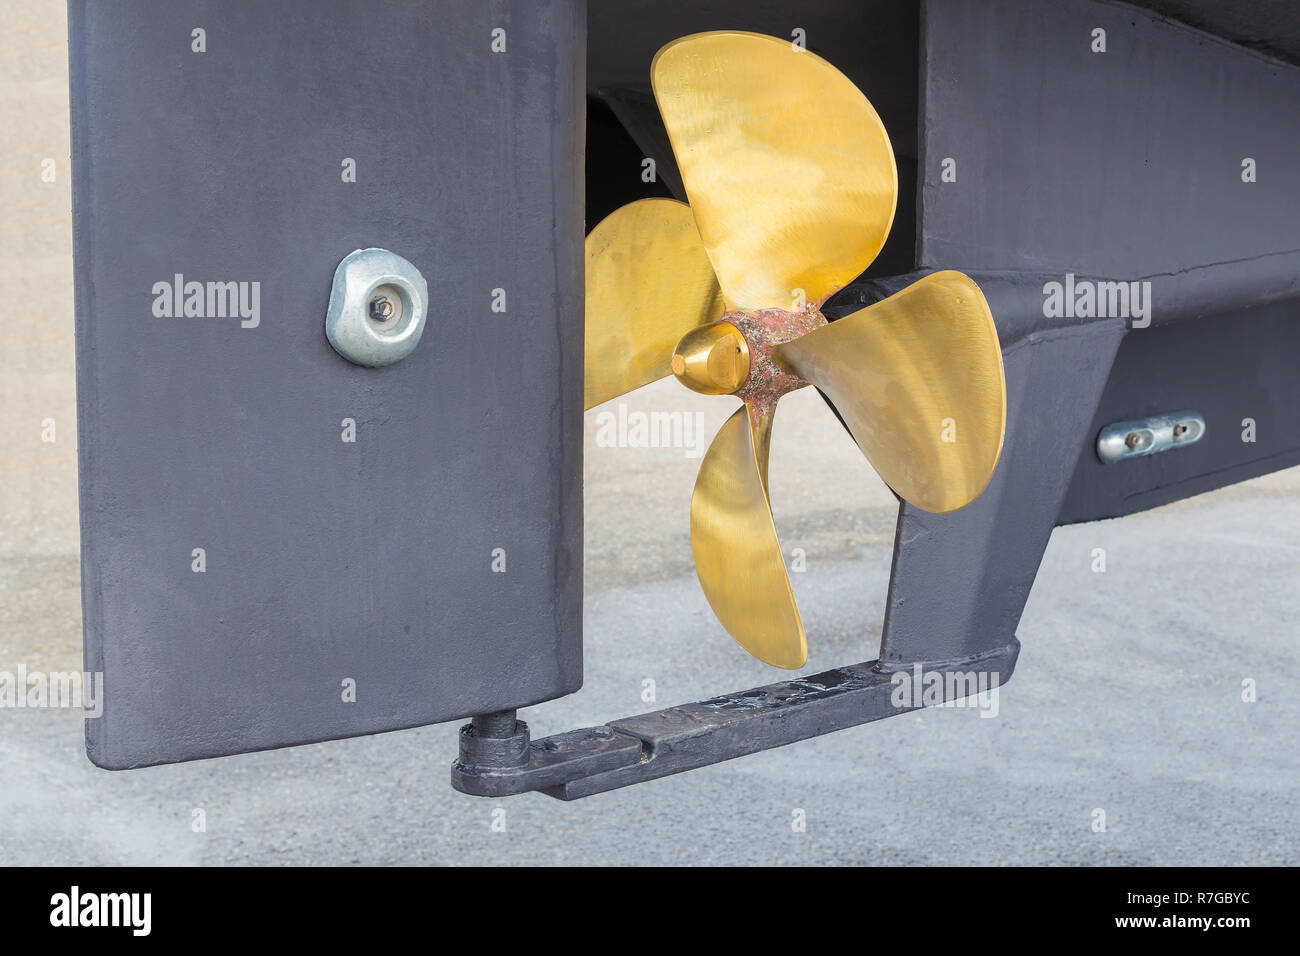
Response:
[369, 295, 394, 323]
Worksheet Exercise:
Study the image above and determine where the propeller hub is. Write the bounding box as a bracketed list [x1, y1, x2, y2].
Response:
[670, 321, 751, 395]
[671, 307, 829, 404]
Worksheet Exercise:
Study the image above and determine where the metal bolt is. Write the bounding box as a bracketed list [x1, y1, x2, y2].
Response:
[368, 295, 394, 323]
[1125, 432, 1142, 449]
[1172, 423, 1187, 438]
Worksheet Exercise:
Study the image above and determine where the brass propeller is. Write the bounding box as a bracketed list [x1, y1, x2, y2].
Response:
[584, 32, 1007, 668]
[652, 31, 897, 310]
[773, 271, 1006, 514]
[691, 405, 806, 669]
[585, 197, 725, 410]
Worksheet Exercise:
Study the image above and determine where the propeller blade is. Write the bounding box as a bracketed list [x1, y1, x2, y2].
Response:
[773, 271, 1006, 514]
[651, 31, 897, 311]
[585, 198, 725, 410]
[691, 404, 807, 668]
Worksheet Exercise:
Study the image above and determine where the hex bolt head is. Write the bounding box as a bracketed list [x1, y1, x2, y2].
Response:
[369, 295, 394, 323]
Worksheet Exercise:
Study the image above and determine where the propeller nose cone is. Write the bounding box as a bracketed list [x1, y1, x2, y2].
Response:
[671, 321, 751, 395]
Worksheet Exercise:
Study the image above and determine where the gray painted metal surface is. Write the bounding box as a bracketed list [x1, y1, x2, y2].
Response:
[68, 0, 586, 768]
[919, 0, 1300, 279]
[1061, 306, 1300, 522]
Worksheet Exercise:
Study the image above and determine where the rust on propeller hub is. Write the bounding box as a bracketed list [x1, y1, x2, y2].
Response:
[728, 307, 828, 421]
[671, 306, 828, 420]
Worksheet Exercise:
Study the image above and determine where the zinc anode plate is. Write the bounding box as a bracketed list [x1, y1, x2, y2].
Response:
[67, 0, 584, 768]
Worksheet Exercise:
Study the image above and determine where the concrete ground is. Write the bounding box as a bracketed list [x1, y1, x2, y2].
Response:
[1, 2, 1297, 865]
